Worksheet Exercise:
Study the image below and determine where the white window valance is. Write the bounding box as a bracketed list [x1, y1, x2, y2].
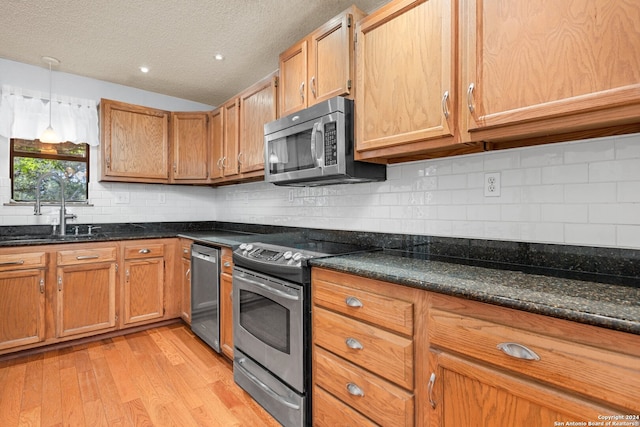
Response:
[0, 85, 99, 146]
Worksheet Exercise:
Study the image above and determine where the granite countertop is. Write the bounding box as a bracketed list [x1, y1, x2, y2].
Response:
[309, 250, 640, 336]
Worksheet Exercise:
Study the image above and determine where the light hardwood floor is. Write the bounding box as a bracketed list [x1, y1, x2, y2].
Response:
[0, 323, 281, 426]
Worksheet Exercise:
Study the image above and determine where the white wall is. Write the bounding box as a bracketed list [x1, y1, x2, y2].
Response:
[0, 58, 218, 226]
[214, 133, 640, 250]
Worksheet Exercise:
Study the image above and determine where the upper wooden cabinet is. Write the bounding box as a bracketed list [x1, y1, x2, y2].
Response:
[355, 0, 457, 162]
[279, 6, 364, 117]
[170, 112, 209, 183]
[209, 108, 224, 181]
[100, 98, 170, 183]
[238, 71, 278, 177]
[460, 0, 640, 144]
[212, 98, 241, 182]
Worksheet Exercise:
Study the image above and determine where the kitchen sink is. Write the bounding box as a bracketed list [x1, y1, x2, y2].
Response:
[0, 233, 108, 245]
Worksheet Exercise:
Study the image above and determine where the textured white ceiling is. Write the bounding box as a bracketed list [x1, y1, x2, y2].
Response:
[0, 0, 388, 107]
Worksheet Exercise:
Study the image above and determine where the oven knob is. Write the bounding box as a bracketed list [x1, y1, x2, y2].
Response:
[245, 244, 254, 251]
[239, 243, 247, 250]
[283, 251, 293, 260]
[292, 252, 303, 261]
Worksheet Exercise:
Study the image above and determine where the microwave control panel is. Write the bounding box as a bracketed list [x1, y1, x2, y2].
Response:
[324, 121, 338, 166]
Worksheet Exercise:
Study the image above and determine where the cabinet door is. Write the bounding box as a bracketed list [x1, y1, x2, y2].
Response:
[279, 39, 308, 117]
[171, 112, 209, 182]
[56, 263, 117, 337]
[0, 269, 45, 351]
[461, 0, 640, 142]
[239, 73, 278, 175]
[181, 257, 191, 324]
[308, 12, 353, 104]
[222, 98, 240, 178]
[430, 351, 619, 427]
[100, 98, 170, 183]
[355, 0, 456, 159]
[209, 108, 224, 180]
[220, 272, 233, 360]
[123, 258, 165, 326]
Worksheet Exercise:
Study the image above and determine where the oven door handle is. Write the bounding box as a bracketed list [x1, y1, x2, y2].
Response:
[235, 357, 301, 410]
[236, 275, 300, 301]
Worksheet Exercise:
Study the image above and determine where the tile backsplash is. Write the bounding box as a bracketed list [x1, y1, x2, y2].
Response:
[214, 133, 640, 250]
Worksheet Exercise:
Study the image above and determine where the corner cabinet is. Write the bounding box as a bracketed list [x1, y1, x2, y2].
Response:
[100, 98, 170, 183]
[427, 294, 640, 426]
[355, 0, 458, 162]
[170, 112, 209, 183]
[238, 71, 278, 178]
[279, 6, 364, 117]
[460, 0, 640, 145]
[55, 245, 118, 338]
[211, 98, 241, 183]
[311, 268, 428, 427]
[0, 251, 47, 351]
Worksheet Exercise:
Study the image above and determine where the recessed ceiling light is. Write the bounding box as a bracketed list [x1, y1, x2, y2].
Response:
[139, 66, 149, 73]
[214, 54, 224, 61]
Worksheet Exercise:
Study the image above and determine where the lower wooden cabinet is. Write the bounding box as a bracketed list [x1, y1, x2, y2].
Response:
[219, 248, 234, 359]
[180, 238, 193, 324]
[0, 251, 47, 351]
[122, 241, 165, 326]
[56, 245, 118, 338]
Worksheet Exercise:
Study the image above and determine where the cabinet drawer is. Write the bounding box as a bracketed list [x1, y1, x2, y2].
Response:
[314, 307, 413, 389]
[315, 347, 413, 427]
[313, 385, 377, 427]
[180, 240, 192, 258]
[429, 306, 640, 411]
[0, 252, 47, 271]
[57, 247, 117, 265]
[221, 255, 233, 275]
[124, 243, 164, 259]
[313, 273, 413, 336]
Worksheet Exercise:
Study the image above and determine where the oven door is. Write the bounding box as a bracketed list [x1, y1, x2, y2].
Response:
[232, 266, 304, 393]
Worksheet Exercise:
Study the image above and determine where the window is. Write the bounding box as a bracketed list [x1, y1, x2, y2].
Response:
[10, 139, 89, 203]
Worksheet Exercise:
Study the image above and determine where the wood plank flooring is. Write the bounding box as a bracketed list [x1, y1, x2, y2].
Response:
[0, 323, 281, 426]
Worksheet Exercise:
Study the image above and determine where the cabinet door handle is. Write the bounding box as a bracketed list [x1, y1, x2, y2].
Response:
[310, 76, 316, 97]
[442, 90, 450, 119]
[185, 268, 191, 277]
[345, 337, 363, 350]
[39, 278, 45, 294]
[237, 152, 243, 165]
[0, 260, 25, 266]
[138, 248, 151, 254]
[346, 383, 364, 397]
[345, 296, 363, 308]
[76, 255, 99, 260]
[57, 276, 62, 292]
[497, 342, 541, 361]
[299, 82, 305, 102]
[223, 262, 231, 267]
[467, 83, 475, 113]
[428, 372, 437, 408]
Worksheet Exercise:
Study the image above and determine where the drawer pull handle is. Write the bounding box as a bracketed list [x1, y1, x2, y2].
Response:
[345, 337, 363, 350]
[346, 383, 364, 397]
[345, 296, 362, 308]
[428, 372, 437, 409]
[76, 255, 99, 260]
[138, 248, 151, 254]
[497, 342, 540, 361]
[0, 260, 25, 266]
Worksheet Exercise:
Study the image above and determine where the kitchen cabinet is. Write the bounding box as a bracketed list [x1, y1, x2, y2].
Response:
[311, 268, 428, 427]
[219, 247, 234, 359]
[211, 98, 241, 183]
[427, 293, 640, 426]
[170, 112, 209, 183]
[180, 238, 192, 324]
[100, 98, 170, 183]
[55, 245, 118, 338]
[0, 250, 47, 351]
[279, 6, 364, 117]
[209, 108, 224, 181]
[355, 0, 457, 163]
[121, 241, 165, 326]
[459, 0, 640, 145]
[238, 71, 278, 177]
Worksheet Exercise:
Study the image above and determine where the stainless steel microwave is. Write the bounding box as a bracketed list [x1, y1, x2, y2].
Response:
[264, 96, 386, 186]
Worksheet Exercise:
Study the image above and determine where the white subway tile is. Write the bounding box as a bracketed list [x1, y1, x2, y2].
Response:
[616, 225, 640, 249]
[521, 184, 564, 203]
[541, 204, 588, 223]
[564, 183, 616, 203]
[501, 204, 541, 222]
[563, 138, 615, 164]
[590, 158, 640, 182]
[617, 181, 640, 202]
[541, 164, 588, 184]
[615, 133, 640, 159]
[565, 224, 616, 247]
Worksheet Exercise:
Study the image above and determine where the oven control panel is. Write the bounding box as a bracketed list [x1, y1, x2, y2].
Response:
[236, 243, 315, 267]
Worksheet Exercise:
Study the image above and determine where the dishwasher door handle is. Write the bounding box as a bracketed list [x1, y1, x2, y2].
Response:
[192, 252, 217, 263]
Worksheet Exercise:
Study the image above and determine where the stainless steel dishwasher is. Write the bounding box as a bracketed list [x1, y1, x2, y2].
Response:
[190, 244, 220, 352]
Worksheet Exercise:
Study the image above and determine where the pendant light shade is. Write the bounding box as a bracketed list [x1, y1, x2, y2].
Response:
[40, 56, 61, 144]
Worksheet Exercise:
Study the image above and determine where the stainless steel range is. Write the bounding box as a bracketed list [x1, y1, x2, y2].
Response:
[232, 240, 370, 427]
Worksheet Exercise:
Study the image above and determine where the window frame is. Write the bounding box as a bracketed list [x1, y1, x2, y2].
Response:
[9, 138, 90, 204]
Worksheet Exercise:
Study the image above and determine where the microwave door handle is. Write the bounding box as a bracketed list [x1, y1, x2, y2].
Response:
[315, 120, 324, 166]
[310, 122, 320, 168]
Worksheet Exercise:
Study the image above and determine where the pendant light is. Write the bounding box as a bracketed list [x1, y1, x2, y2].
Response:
[39, 56, 61, 143]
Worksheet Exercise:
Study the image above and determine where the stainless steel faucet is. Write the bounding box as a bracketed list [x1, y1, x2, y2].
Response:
[33, 172, 77, 236]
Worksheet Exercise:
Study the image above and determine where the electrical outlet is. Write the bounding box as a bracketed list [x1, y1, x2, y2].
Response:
[114, 191, 130, 204]
[484, 172, 501, 197]
[158, 193, 166, 204]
